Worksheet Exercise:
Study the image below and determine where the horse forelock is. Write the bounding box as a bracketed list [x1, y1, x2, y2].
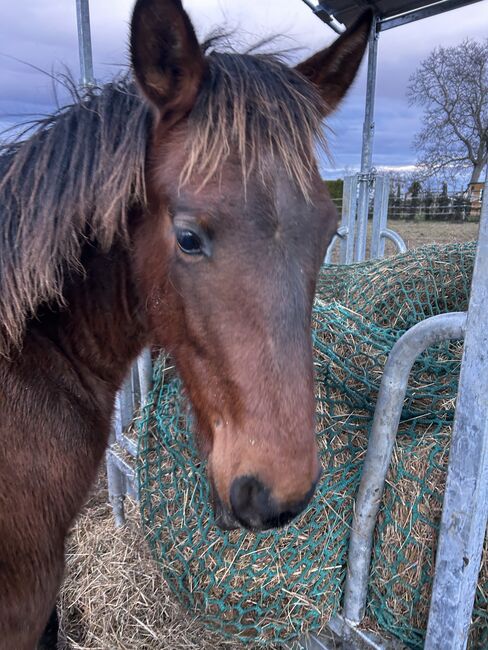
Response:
[0, 78, 150, 355]
[179, 51, 328, 194]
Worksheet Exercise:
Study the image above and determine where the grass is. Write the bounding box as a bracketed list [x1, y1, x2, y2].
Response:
[386, 220, 479, 251]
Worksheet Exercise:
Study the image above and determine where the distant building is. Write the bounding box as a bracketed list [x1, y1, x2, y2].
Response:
[467, 181, 485, 219]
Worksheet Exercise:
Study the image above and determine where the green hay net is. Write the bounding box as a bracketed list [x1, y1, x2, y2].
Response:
[137, 242, 487, 648]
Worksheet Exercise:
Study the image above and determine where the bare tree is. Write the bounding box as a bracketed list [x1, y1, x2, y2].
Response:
[408, 39, 488, 184]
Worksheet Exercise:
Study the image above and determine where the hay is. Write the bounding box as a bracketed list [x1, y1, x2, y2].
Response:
[58, 474, 259, 650]
[138, 367, 353, 646]
[60, 242, 486, 648]
[316, 242, 476, 330]
[137, 243, 487, 648]
[369, 426, 488, 650]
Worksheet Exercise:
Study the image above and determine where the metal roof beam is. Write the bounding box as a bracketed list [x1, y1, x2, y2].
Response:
[301, 0, 347, 32]
[379, 0, 483, 30]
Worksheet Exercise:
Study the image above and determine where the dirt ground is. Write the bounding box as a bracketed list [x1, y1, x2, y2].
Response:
[59, 220, 479, 649]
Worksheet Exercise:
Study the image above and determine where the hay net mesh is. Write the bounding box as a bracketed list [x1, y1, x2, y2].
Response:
[137, 241, 487, 648]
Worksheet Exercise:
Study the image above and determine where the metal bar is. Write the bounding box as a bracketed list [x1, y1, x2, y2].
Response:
[106, 451, 128, 527]
[107, 450, 138, 498]
[115, 432, 138, 458]
[118, 373, 135, 431]
[107, 362, 140, 525]
[360, 15, 379, 178]
[370, 175, 390, 258]
[324, 225, 348, 264]
[425, 166, 488, 650]
[341, 175, 358, 264]
[294, 615, 406, 649]
[354, 16, 378, 262]
[75, 0, 94, 86]
[380, 228, 407, 254]
[329, 615, 407, 649]
[137, 348, 153, 406]
[343, 312, 468, 623]
[379, 0, 484, 31]
[288, 630, 339, 650]
[355, 176, 371, 263]
[300, 1, 346, 33]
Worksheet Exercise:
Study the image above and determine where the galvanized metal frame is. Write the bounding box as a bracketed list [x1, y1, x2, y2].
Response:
[301, 1, 485, 32]
[343, 312, 468, 623]
[354, 14, 378, 262]
[301, 0, 347, 33]
[424, 165, 488, 650]
[324, 173, 406, 263]
[370, 175, 408, 257]
[106, 349, 153, 526]
[379, 0, 484, 31]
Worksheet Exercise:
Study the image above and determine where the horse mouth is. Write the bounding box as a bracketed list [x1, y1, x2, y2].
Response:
[213, 498, 241, 531]
[210, 481, 241, 531]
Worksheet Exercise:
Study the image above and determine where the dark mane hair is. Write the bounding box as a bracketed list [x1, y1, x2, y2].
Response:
[0, 78, 149, 354]
[0, 51, 326, 356]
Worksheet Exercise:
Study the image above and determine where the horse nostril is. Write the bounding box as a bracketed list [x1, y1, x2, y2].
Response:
[230, 475, 316, 531]
[230, 476, 269, 529]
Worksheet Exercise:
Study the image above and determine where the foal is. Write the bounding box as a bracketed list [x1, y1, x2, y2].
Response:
[0, 0, 371, 647]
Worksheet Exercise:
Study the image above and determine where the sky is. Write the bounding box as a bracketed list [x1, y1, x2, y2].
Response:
[1, 0, 487, 179]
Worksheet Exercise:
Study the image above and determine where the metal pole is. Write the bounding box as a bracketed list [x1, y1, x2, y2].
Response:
[425, 166, 488, 650]
[354, 15, 378, 262]
[106, 451, 127, 527]
[137, 349, 153, 407]
[75, 0, 94, 87]
[343, 312, 468, 624]
[370, 175, 407, 258]
[370, 175, 389, 258]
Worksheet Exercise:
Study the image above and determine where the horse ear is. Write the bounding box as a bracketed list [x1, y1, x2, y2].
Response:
[295, 10, 373, 116]
[130, 0, 206, 124]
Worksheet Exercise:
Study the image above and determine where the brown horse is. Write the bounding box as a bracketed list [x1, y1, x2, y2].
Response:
[0, 1, 371, 647]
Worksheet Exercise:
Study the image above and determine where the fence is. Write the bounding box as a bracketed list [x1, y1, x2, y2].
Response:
[329, 188, 483, 222]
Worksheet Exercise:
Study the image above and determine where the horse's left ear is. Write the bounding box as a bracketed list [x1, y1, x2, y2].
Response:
[295, 10, 373, 116]
[130, 0, 206, 125]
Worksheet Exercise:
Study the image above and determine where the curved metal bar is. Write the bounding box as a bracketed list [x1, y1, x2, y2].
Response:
[343, 312, 468, 624]
[324, 226, 348, 265]
[380, 228, 407, 254]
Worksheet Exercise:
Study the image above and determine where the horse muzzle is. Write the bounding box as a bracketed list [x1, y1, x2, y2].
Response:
[210, 470, 321, 532]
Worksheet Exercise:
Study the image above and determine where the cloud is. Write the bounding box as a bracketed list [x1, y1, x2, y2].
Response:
[1, 0, 486, 172]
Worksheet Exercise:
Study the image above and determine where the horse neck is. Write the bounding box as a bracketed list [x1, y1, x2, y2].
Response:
[27, 236, 149, 406]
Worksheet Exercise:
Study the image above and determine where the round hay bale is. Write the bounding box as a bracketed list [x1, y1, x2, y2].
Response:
[137, 356, 360, 646]
[317, 242, 476, 329]
[137, 243, 485, 647]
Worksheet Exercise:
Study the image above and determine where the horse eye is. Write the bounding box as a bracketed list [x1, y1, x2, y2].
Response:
[176, 229, 203, 255]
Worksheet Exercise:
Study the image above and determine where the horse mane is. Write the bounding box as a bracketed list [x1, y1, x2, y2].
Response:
[0, 77, 150, 355]
[0, 48, 327, 356]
